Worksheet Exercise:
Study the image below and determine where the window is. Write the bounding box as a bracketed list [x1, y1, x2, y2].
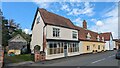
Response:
[48, 42, 63, 55]
[93, 44, 95, 47]
[49, 43, 53, 54]
[37, 16, 40, 24]
[86, 33, 91, 40]
[53, 43, 57, 54]
[97, 35, 100, 41]
[68, 43, 79, 52]
[53, 28, 60, 37]
[98, 45, 100, 50]
[103, 46, 105, 50]
[72, 31, 77, 39]
[87, 46, 90, 51]
[102, 37, 104, 42]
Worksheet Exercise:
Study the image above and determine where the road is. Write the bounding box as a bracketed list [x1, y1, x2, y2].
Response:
[26, 50, 119, 66]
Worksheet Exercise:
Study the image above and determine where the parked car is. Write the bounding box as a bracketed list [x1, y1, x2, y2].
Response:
[115, 49, 120, 59]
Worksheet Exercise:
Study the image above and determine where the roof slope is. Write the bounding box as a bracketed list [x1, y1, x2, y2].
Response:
[75, 26, 104, 42]
[31, 8, 77, 30]
[100, 32, 112, 41]
[8, 34, 27, 42]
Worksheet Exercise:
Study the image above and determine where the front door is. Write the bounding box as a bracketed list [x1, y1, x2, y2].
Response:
[64, 43, 67, 57]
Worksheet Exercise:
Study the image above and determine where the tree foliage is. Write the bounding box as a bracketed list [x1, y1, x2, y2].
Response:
[2, 18, 31, 48]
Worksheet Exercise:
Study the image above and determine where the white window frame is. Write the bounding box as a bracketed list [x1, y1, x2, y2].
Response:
[72, 31, 77, 39]
[87, 33, 91, 40]
[53, 28, 60, 37]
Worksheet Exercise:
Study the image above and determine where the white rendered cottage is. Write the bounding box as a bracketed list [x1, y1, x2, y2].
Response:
[30, 8, 80, 60]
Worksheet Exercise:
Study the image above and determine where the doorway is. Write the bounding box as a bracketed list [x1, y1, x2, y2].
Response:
[64, 43, 67, 57]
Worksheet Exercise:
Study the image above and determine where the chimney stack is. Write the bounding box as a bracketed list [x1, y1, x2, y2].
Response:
[83, 20, 87, 29]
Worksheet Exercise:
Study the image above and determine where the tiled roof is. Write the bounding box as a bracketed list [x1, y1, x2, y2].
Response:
[99, 32, 112, 41]
[75, 26, 104, 42]
[31, 8, 78, 30]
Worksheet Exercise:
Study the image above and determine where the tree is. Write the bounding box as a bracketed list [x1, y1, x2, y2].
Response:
[2, 18, 11, 47]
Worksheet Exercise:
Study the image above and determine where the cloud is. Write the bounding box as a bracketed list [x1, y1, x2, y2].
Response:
[23, 28, 32, 34]
[96, 21, 104, 27]
[90, 3, 118, 39]
[67, 2, 95, 16]
[91, 18, 97, 22]
[73, 18, 83, 27]
[32, 0, 52, 9]
[61, 4, 71, 12]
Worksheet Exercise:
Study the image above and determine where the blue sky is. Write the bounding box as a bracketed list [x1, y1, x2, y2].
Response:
[2, 2, 118, 38]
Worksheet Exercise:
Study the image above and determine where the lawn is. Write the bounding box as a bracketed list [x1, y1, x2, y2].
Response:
[4, 54, 34, 63]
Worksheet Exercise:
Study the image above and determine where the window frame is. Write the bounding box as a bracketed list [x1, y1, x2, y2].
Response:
[72, 31, 77, 39]
[53, 28, 60, 37]
[87, 46, 90, 51]
[98, 45, 100, 50]
[36, 16, 40, 24]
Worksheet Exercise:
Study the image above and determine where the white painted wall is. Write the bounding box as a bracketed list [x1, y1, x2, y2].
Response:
[113, 41, 116, 49]
[46, 53, 64, 60]
[105, 41, 109, 50]
[105, 36, 114, 50]
[46, 25, 78, 41]
[30, 11, 45, 53]
[109, 36, 114, 50]
[68, 52, 80, 56]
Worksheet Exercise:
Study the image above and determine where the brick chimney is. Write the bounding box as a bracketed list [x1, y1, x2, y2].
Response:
[83, 20, 87, 29]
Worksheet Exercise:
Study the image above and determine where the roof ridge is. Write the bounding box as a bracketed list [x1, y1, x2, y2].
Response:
[74, 25, 99, 34]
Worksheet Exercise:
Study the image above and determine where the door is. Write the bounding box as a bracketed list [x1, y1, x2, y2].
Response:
[64, 43, 67, 57]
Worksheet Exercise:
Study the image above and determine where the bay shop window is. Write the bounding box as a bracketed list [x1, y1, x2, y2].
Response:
[47, 42, 79, 55]
[47, 42, 64, 55]
[68, 43, 79, 52]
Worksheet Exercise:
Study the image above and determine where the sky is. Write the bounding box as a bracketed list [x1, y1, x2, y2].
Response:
[2, 2, 118, 39]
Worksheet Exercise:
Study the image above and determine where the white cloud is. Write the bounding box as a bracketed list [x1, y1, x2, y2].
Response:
[32, 0, 52, 9]
[67, 2, 94, 16]
[91, 18, 97, 22]
[96, 21, 104, 27]
[90, 4, 118, 39]
[73, 18, 83, 27]
[61, 4, 71, 12]
[23, 28, 32, 34]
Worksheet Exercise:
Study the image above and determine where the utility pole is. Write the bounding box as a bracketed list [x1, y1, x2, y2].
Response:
[0, 9, 2, 48]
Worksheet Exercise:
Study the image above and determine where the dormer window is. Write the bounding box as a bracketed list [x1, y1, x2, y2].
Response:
[97, 35, 100, 41]
[87, 33, 91, 40]
[37, 16, 40, 24]
[102, 37, 104, 42]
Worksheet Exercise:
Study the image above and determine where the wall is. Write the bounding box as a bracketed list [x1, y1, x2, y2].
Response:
[46, 25, 78, 41]
[46, 53, 64, 60]
[105, 41, 109, 50]
[30, 11, 45, 53]
[109, 36, 114, 50]
[105, 36, 114, 50]
[80, 41, 105, 54]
